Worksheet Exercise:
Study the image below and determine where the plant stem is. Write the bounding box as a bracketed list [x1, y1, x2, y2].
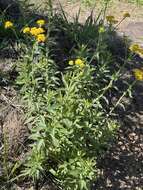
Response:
[108, 81, 136, 116]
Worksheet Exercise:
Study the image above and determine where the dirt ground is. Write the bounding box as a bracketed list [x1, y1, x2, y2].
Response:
[93, 83, 143, 189]
[52, 0, 143, 45]
[29, 0, 143, 44]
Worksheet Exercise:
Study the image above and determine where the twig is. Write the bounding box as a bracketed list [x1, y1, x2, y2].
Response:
[0, 94, 23, 111]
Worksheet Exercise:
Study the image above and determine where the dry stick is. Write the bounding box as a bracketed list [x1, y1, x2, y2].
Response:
[113, 17, 127, 31]
[94, 56, 129, 103]
[0, 94, 22, 110]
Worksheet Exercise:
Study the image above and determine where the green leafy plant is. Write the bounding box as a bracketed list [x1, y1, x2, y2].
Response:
[15, 9, 134, 189]
[18, 52, 120, 189]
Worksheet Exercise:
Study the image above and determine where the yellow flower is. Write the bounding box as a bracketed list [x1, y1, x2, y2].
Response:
[123, 12, 130, 18]
[79, 62, 85, 68]
[75, 59, 84, 65]
[129, 44, 140, 53]
[37, 27, 45, 34]
[36, 19, 45, 26]
[23, 27, 30, 34]
[138, 48, 143, 54]
[30, 27, 45, 36]
[68, 59, 85, 68]
[133, 69, 143, 81]
[69, 60, 74, 65]
[137, 48, 143, 58]
[30, 27, 38, 36]
[4, 21, 13, 29]
[36, 34, 46, 43]
[106, 15, 118, 24]
[130, 44, 143, 58]
[106, 15, 115, 21]
[99, 26, 105, 33]
[106, 16, 114, 22]
[75, 59, 85, 68]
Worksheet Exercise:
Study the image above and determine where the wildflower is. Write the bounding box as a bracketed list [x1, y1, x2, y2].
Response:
[75, 59, 84, 65]
[30, 27, 45, 36]
[36, 19, 45, 26]
[133, 68, 143, 81]
[129, 44, 143, 57]
[99, 26, 105, 33]
[137, 49, 143, 58]
[75, 59, 85, 68]
[23, 27, 30, 34]
[129, 44, 140, 53]
[68, 60, 74, 65]
[4, 21, 13, 29]
[106, 15, 118, 24]
[79, 62, 85, 68]
[138, 48, 143, 55]
[106, 15, 114, 22]
[123, 12, 130, 18]
[106, 15, 115, 21]
[37, 27, 45, 34]
[30, 27, 38, 35]
[36, 34, 46, 43]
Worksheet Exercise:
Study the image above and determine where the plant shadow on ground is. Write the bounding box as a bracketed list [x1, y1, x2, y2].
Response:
[0, 2, 143, 190]
[92, 55, 143, 189]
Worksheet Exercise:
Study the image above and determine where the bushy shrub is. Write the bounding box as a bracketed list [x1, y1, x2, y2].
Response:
[18, 51, 119, 188]
[15, 7, 134, 190]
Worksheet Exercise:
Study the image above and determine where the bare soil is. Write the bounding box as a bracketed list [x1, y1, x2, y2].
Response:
[93, 83, 143, 189]
[53, 0, 143, 45]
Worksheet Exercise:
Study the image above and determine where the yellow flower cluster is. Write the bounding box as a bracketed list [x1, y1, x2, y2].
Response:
[22, 19, 46, 43]
[123, 12, 130, 18]
[36, 34, 46, 43]
[69, 59, 85, 68]
[133, 68, 143, 81]
[30, 27, 45, 36]
[4, 21, 13, 29]
[106, 16, 118, 24]
[129, 44, 143, 57]
[106, 12, 130, 25]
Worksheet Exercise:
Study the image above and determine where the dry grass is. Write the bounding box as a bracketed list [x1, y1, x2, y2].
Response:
[30, 0, 143, 24]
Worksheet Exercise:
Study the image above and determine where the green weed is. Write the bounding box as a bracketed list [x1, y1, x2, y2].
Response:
[15, 5, 134, 190]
